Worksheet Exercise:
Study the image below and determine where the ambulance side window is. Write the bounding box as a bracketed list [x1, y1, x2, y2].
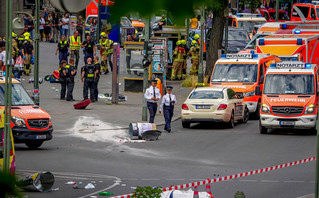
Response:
[311, 8, 316, 19]
[259, 63, 264, 85]
[264, 13, 269, 20]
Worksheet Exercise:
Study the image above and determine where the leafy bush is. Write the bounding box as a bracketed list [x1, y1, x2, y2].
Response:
[132, 186, 163, 198]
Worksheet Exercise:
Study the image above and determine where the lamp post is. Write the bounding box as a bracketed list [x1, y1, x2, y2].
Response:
[198, 6, 205, 84]
[33, 0, 40, 105]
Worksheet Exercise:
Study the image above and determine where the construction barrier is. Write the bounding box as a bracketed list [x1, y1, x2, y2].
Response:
[110, 156, 316, 198]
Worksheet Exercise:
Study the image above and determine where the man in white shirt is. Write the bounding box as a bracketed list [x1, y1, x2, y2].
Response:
[0, 42, 14, 71]
[61, 14, 69, 38]
[159, 86, 176, 133]
[144, 79, 161, 123]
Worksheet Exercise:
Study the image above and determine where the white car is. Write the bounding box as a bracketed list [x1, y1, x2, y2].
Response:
[181, 87, 249, 128]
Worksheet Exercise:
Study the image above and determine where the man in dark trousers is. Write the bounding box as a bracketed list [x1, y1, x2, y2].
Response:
[59, 60, 67, 100]
[93, 56, 101, 101]
[65, 58, 76, 101]
[55, 35, 69, 64]
[81, 57, 96, 102]
[159, 86, 176, 133]
[144, 79, 161, 123]
[81, 34, 96, 64]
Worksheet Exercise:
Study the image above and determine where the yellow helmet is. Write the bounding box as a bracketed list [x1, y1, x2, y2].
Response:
[12, 32, 17, 38]
[100, 32, 107, 38]
[191, 40, 197, 46]
[194, 34, 200, 40]
[23, 32, 31, 37]
[181, 40, 186, 45]
[176, 40, 181, 45]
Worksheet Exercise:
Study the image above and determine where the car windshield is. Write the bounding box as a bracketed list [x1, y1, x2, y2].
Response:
[212, 64, 258, 82]
[317, 8, 319, 18]
[189, 91, 224, 99]
[0, 83, 34, 106]
[269, 12, 290, 20]
[225, 30, 250, 41]
[264, 74, 315, 95]
[238, 20, 266, 33]
[245, 34, 267, 49]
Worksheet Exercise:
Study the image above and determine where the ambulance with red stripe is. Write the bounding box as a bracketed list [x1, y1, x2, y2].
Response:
[256, 34, 319, 64]
[259, 62, 318, 134]
[210, 52, 279, 118]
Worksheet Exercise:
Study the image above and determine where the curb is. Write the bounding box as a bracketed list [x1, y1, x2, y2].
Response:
[297, 194, 314, 198]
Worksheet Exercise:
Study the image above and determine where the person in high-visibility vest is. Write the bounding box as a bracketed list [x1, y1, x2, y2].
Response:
[171, 40, 186, 81]
[69, 31, 81, 69]
[181, 39, 188, 79]
[99, 32, 109, 74]
[188, 40, 200, 75]
[12, 32, 19, 61]
[22, 37, 34, 75]
[107, 37, 114, 72]
[85, 23, 91, 36]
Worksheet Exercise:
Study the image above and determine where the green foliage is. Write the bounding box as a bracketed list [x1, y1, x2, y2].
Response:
[241, 0, 261, 13]
[111, 0, 227, 25]
[132, 186, 163, 198]
[0, 172, 22, 198]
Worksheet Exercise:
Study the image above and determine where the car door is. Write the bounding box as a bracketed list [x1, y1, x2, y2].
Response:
[227, 88, 240, 118]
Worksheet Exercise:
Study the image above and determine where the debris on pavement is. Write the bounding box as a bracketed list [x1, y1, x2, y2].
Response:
[119, 139, 146, 143]
[84, 183, 96, 189]
[99, 192, 114, 196]
[65, 181, 76, 185]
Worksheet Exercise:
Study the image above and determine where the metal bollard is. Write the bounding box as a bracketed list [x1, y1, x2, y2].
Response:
[234, 191, 245, 198]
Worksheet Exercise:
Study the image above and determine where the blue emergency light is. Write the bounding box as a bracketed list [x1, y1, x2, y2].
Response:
[236, 14, 243, 17]
[305, 63, 312, 68]
[281, 24, 287, 29]
[270, 63, 276, 68]
[258, 39, 265, 46]
[257, 14, 262, 17]
[297, 38, 303, 45]
[221, 54, 226, 58]
[292, 58, 297, 61]
[294, 29, 301, 34]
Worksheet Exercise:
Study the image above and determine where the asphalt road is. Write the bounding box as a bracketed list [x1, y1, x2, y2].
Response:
[15, 43, 317, 198]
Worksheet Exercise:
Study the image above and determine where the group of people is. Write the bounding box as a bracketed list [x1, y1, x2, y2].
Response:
[57, 31, 114, 102]
[171, 34, 200, 81]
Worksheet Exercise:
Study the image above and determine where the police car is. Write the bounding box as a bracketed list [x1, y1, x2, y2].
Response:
[181, 87, 249, 128]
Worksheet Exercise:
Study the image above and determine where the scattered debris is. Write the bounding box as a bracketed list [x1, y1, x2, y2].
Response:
[50, 188, 59, 191]
[65, 181, 76, 185]
[84, 183, 96, 189]
[121, 184, 127, 187]
[119, 139, 146, 143]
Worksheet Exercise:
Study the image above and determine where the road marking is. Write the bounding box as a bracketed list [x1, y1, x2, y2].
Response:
[284, 180, 305, 183]
[142, 179, 161, 181]
[260, 180, 280, 183]
[239, 180, 258, 182]
[79, 179, 121, 198]
[166, 179, 185, 181]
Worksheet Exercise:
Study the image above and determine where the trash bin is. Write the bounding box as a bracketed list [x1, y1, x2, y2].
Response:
[17, 171, 55, 192]
[129, 123, 161, 140]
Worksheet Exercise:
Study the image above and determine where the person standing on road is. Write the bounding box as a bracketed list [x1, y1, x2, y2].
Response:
[81, 34, 96, 64]
[65, 58, 76, 101]
[39, 14, 45, 42]
[144, 79, 161, 123]
[59, 60, 67, 100]
[22, 37, 34, 75]
[188, 40, 200, 75]
[93, 56, 101, 101]
[181, 39, 188, 80]
[99, 32, 109, 74]
[69, 31, 81, 69]
[107, 36, 114, 72]
[81, 57, 96, 102]
[159, 86, 176, 133]
[52, 12, 60, 43]
[55, 35, 69, 64]
[171, 41, 185, 81]
[61, 14, 69, 38]
[77, 16, 84, 41]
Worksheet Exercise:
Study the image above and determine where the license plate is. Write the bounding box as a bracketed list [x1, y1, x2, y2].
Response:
[196, 105, 210, 109]
[280, 121, 295, 126]
[36, 135, 46, 140]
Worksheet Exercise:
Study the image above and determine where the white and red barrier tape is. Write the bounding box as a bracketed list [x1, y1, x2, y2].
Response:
[110, 156, 316, 198]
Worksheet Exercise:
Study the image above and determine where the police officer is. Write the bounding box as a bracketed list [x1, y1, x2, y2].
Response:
[81, 34, 96, 64]
[55, 35, 69, 64]
[81, 57, 96, 102]
[93, 56, 101, 101]
[22, 37, 34, 75]
[59, 60, 67, 100]
[144, 79, 161, 123]
[159, 86, 176, 133]
[65, 58, 76, 101]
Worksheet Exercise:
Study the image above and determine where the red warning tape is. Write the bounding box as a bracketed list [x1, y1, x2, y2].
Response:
[110, 156, 316, 198]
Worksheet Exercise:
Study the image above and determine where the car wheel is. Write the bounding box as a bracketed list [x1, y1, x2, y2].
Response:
[259, 121, 268, 134]
[227, 111, 235, 128]
[251, 103, 260, 120]
[25, 141, 44, 149]
[239, 107, 249, 124]
[182, 121, 191, 128]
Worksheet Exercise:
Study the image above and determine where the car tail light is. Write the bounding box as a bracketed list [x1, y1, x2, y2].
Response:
[218, 104, 228, 110]
[182, 104, 189, 110]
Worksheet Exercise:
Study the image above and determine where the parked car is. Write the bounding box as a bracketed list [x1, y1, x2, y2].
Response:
[181, 87, 249, 128]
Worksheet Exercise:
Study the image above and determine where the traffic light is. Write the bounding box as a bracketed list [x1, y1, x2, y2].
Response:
[144, 41, 154, 56]
[142, 56, 151, 68]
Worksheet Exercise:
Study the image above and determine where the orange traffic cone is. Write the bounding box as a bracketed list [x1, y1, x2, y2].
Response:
[193, 186, 199, 198]
[205, 183, 213, 197]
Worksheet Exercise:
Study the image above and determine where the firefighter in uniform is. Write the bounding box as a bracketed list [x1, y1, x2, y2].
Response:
[171, 40, 186, 81]
[188, 40, 200, 75]
[55, 35, 69, 64]
[159, 86, 176, 133]
[22, 37, 34, 75]
[69, 31, 81, 69]
[12, 32, 19, 61]
[59, 60, 67, 100]
[65, 58, 76, 101]
[99, 32, 109, 74]
[93, 56, 101, 101]
[107, 37, 114, 72]
[181, 39, 188, 79]
[81, 57, 96, 102]
[194, 34, 200, 45]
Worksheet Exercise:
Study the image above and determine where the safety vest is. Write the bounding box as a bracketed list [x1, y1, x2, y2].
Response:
[173, 47, 185, 62]
[85, 24, 90, 34]
[107, 39, 114, 54]
[191, 45, 200, 59]
[99, 39, 109, 55]
[70, 36, 81, 50]
[59, 40, 68, 51]
[85, 64, 95, 78]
